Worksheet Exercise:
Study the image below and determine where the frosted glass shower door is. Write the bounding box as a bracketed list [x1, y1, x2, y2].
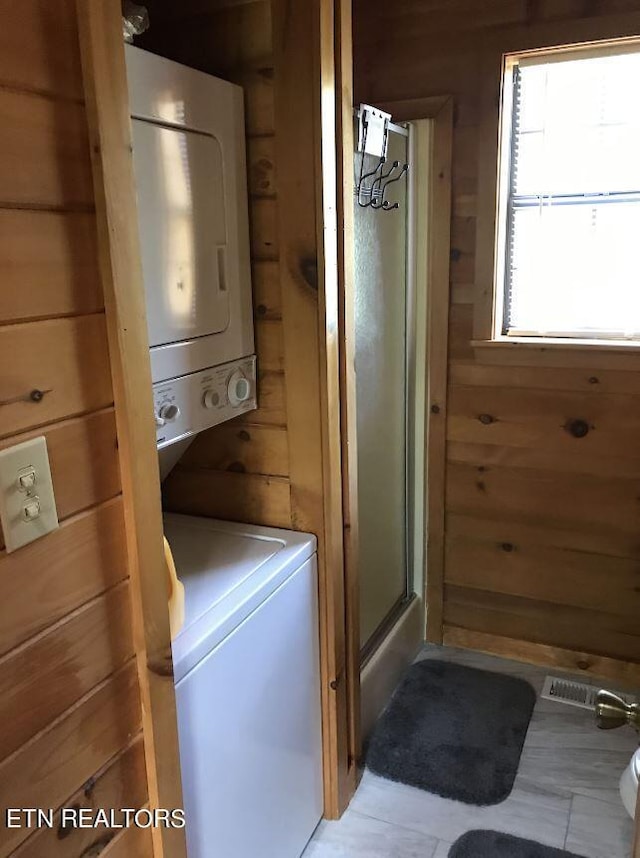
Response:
[355, 130, 410, 650]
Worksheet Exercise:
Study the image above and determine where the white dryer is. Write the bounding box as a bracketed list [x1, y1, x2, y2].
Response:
[165, 513, 324, 858]
[125, 46, 257, 449]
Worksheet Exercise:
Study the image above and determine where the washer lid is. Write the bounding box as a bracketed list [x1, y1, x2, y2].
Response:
[165, 513, 316, 683]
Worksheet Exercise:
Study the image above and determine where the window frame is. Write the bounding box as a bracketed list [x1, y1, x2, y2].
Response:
[476, 38, 640, 352]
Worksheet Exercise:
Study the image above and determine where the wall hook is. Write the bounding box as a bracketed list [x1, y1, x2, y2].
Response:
[357, 155, 386, 207]
[354, 104, 410, 213]
[380, 163, 409, 211]
[370, 160, 400, 208]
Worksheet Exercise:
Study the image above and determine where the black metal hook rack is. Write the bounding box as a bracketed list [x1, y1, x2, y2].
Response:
[355, 104, 409, 211]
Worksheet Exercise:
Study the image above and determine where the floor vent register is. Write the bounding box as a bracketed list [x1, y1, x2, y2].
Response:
[541, 675, 635, 710]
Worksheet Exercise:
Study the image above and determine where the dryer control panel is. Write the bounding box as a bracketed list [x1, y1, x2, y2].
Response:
[153, 356, 257, 449]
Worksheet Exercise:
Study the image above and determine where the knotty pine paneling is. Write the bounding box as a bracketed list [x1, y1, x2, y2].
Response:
[447, 461, 640, 539]
[0, 209, 102, 322]
[0, 315, 113, 438]
[443, 625, 640, 686]
[12, 738, 148, 858]
[242, 68, 276, 136]
[445, 536, 640, 618]
[0, 0, 83, 100]
[355, 0, 640, 666]
[254, 318, 285, 371]
[444, 586, 640, 663]
[0, 581, 135, 762]
[180, 422, 289, 477]
[0, 3, 149, 835]
[450, 361, 640, 395]
[447, 439, 640, 481]
[250, 197, 279, 259]
[100, 824, 154, 858]
[248, 135, 277, 197]
[251, 369, 287, 425]
[253, 259, 282, 319]
[448, 385, 640, 458]
[0, 498, 128, 655]
[0, 663, 141, 857]
[446, 510, 640, 570]
[163, 467, 292, 529]
[0, 88, 93, 208]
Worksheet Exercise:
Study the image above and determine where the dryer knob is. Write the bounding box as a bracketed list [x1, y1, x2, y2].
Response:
[202, 389, 220, 409]
[228, 371, 251, 407]
[158, 403, 180, 423]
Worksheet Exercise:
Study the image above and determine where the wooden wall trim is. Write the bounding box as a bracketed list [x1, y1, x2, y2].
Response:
[336, 0, 361, 783]
[472, 52, 503, 342]
[376, 95, 451, 122]
[424, 98, 453, 644]
[473, 41, 640, 357]
[443, 626, 640, 688]
[272, 0, 350, 818]
[75, 3, 185, 856]
[317, 0, 353, 812]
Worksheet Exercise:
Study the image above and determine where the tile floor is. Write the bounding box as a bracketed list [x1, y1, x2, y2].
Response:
[303, 644, 638, 858]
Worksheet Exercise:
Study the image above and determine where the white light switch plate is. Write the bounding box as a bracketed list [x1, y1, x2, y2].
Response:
[0, 436, 59, 552]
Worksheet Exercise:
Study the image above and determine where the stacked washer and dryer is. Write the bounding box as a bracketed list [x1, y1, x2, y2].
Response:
[125, 46, 323, 858]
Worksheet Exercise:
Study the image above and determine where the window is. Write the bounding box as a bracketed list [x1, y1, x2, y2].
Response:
[495, 45, 640, 342]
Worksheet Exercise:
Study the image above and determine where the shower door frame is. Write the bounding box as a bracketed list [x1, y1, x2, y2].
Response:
[354, 118, 414, 663]
[376, 96, 455, 645]
[338, 90, 454, 765]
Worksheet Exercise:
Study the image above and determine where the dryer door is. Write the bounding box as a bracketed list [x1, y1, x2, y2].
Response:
[132, 118, 230, 347]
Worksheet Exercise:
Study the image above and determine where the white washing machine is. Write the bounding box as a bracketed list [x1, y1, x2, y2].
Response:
[165, 513, 324, 858]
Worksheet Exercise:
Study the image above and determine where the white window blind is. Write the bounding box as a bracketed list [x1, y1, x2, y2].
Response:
[503, 50, 640, 339]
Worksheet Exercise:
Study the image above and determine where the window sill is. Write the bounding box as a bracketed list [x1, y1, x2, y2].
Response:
[471, 337, 640, 353]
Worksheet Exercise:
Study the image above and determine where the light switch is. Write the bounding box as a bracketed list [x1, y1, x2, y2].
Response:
[23, 497, 41, 520]
[18, 468, 36, 491]
[0, 437, 58, 552]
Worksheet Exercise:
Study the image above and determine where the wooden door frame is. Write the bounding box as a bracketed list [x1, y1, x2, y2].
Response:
[335, 0, 361, 791]
[272, 0, 357, 818]
[339, 92, 454, 765]
[76, 3, 186, 857]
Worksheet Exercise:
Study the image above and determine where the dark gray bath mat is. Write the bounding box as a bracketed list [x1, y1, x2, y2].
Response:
[366, 659, 536, 805]
[449, 830, 586, 857]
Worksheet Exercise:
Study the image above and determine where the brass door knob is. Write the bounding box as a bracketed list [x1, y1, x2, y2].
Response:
[595, 689, 640, 731]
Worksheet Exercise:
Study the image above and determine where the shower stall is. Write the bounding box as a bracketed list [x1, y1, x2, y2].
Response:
[352, 108, 431, 736]
[355, 123, 411, 655]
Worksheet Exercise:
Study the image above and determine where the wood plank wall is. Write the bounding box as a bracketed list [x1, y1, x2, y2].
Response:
[0, 3, 150, 855]
[138, 1, 292, 528]
[354, 0, 640, 680]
